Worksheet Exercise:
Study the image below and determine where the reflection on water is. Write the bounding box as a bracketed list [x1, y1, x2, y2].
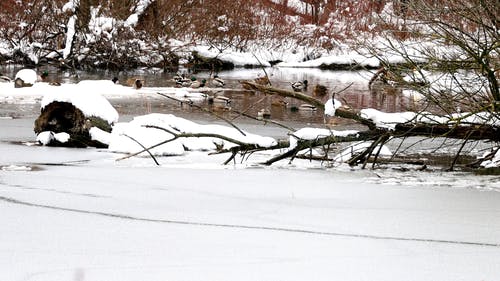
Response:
[1, 65, 417, 125]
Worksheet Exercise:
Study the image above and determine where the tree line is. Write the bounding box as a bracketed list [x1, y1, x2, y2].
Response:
[0, 0, 469, 69]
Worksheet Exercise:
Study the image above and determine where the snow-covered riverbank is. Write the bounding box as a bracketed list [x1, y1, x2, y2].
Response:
[2, 114, 500, 281]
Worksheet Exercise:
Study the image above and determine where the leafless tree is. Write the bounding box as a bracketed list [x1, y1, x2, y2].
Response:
[0, 0, 68, 64]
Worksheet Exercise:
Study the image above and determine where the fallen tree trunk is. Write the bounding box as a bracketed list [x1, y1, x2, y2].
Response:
[241, 81, 325, 108]
[34, 101, 111, 148]
[238, 81, 500, 168]
[114, 82, 500, 170]
[240, 81, 377, 130]
[261, 130, 377, 166]
[241, 81, 500, 140]
[394, 123, 500, 141]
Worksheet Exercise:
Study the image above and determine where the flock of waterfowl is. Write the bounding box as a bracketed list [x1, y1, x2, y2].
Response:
[2, 68, 338, 123]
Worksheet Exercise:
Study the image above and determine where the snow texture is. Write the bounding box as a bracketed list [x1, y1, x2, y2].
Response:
[125, 0, 153, 27]
[63, 15, 76, 59]
[36, 131, 70, 145]
[360, 108, 417, 130]
[14, 69, 38, 85]
[289, 127, 359, 150]
[40, 82, 119, 124]
[108, 113, 278, 156]
[1, 117, 500, 281]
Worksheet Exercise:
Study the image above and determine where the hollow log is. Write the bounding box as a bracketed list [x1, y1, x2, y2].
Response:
[34, 101, 111, 148]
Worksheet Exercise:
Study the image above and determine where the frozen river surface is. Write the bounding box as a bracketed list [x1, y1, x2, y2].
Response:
[1, 117, 500, 281]
[1, 66, 500, 280]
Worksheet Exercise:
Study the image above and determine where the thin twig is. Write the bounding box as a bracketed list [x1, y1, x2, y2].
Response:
[121, 134, 160, 165]
[230, 95, 268, 120]
[144, 125, 254, 147]
[447, 131, 473, 171]
[334, 82, 354, 95]
[250, 52, 272, 86]
[371, 134, 391, 169]
[116, 136, 176, 162]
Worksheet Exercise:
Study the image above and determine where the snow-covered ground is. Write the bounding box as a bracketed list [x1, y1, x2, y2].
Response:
[1, 72, 500, 280]
[2, 118, 500, 281]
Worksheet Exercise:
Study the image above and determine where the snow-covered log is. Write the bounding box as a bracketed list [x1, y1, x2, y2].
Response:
[33, 86, 119, 148]
[34, 101, 112, 148]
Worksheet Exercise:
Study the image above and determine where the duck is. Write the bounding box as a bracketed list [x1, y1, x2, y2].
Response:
[313, 84, 328, 97]
[190, 78, 206, 88]
[207, 93, 231, 105]
[172, 73, 184, 83]
[173, 73, 188, 86]
[211, 75, 225, 87]
[291, 80, 308, 91]
[0, 74, 12, 83]
[298, 103, 317, 111]
[271, 97, 288, 108]
[175, 76, 195, 87]
[39, 70, 49, 82]
[126, 78, 144, 89]
[254, 76, 270, 85]
[257, 108, 271, 120]
[134, 79, 143, 89]
[179, 76, 193, 87]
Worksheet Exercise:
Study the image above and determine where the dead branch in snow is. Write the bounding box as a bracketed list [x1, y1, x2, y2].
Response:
[393, 123, 500, 141]
[116, 124, 288, 164]
[122, 134, 160, 166]
[261, 130, 376, 166]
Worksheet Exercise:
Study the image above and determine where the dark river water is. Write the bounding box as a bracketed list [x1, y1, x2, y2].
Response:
[0, 64, 415, 128]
